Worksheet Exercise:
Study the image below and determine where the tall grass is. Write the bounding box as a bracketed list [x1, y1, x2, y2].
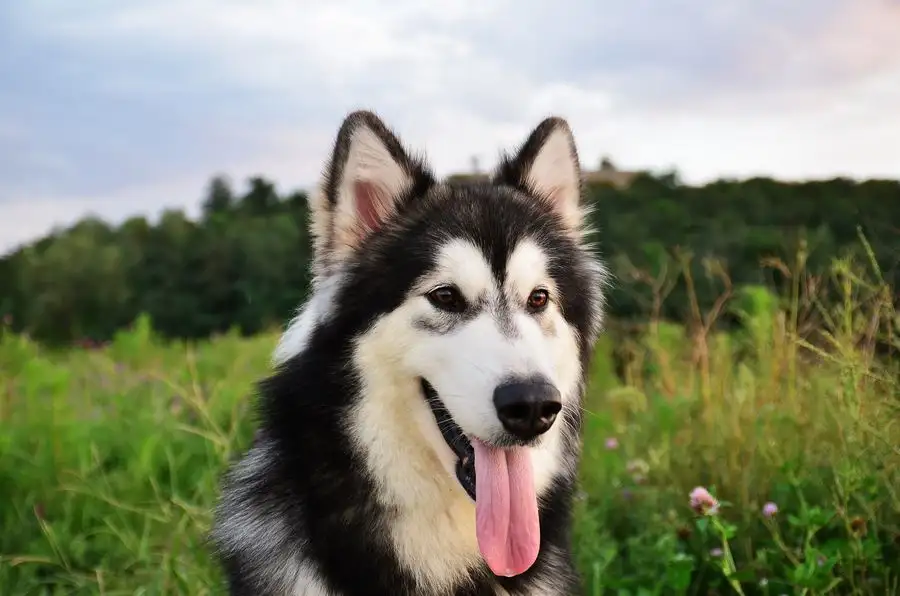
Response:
[575, 243, 899, 594]
[1, 248, 897, 595]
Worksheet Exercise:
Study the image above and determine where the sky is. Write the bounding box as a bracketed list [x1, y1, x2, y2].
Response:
[1, 0, 899, 255]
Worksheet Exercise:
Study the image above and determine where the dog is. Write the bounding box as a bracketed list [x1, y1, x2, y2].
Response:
[211, 110, 608, 595]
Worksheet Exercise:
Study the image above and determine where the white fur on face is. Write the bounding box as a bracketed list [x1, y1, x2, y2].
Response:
[345, 237, 583, 592]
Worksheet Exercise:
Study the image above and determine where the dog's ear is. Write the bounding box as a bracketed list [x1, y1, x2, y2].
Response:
[310, 110, 434, 275]
[493, 117, 583, 231]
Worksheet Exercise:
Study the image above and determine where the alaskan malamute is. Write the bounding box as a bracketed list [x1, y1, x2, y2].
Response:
[212, 110, 608, 595]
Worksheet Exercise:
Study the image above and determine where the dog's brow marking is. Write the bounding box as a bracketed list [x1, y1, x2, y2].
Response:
[505, 238, 552, 302]
[433, 238, 520, 338]
[503, 238, 557, 338]
[432, 238, 494, 300]
[413, 239, 496, 335]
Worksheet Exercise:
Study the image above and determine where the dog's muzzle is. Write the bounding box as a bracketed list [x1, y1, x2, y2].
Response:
[420, 379, 476, 500]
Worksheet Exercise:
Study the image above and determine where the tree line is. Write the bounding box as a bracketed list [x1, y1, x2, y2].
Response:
[1, 170, 897, 345]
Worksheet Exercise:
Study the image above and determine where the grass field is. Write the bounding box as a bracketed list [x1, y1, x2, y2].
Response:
[2, 257, 898, 595]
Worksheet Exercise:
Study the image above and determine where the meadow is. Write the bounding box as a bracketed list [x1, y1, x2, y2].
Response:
[1, 253, 898, 595]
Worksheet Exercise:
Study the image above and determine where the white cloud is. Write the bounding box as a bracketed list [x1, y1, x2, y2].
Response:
[743, 0, 900, 91]
[1, 0, 899, 255]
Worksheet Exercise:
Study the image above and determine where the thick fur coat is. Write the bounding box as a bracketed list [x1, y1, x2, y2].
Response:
[212, 111, 608, 596]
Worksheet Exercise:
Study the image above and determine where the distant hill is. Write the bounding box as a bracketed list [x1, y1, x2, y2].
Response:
[446, 156, 640, 189]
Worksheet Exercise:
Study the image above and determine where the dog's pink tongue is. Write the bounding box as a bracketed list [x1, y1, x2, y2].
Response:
[472, 438, 540, 577]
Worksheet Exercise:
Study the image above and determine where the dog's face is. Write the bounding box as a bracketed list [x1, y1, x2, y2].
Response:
[405, 231, 583, 448]
[281, 111, 606, 578]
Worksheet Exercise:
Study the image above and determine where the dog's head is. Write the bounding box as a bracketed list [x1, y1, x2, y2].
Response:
[281, 111, 606, 577]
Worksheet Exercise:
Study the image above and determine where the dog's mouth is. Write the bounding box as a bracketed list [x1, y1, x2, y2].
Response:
[420, 379, 476, 500]
[419, 378, 541, 578]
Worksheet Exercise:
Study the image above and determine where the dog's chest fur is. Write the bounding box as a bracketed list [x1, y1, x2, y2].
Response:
[215, 437, 578, 596]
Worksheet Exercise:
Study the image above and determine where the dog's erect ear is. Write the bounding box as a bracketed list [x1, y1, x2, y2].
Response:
[310, 110, 434, 275]
[493, 117, 583, 231]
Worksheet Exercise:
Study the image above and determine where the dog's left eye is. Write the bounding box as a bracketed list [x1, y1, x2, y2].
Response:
[526, 288, 550, 313]
[426, 285, 467, 313]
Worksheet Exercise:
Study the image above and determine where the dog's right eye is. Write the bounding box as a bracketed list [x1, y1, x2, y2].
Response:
[426, 285, 467, 313]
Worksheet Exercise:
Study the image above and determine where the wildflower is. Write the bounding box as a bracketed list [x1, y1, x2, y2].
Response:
[850, 516, 867, 536]
[689, 486, 719, 515]
[709, 547, 723, 558]
[626, 458, 649, 474]
[626, 458, 649, 484]
[676, 525, 692, 540]
[605, 437, 619, 450]
[762, 501, 778, 518]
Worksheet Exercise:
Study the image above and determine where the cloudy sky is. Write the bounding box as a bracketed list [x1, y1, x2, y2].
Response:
[2, 0, 899, 255]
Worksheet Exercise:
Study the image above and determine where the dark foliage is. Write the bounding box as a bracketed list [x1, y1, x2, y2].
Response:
[1, 171, 897, 345]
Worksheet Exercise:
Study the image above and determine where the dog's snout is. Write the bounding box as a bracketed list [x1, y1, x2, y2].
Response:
[493, 379, 562, 442]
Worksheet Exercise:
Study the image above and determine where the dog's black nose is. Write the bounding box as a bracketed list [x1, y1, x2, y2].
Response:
[493, 379, 562, 442]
